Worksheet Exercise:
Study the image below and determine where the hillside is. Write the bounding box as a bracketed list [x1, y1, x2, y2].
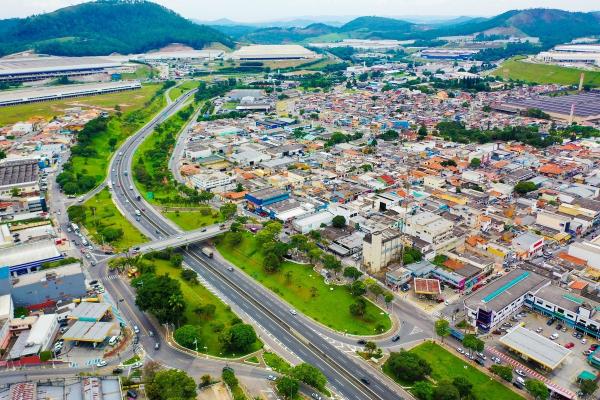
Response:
[0, 0, 233, 57]
[243, 23, 338, 44]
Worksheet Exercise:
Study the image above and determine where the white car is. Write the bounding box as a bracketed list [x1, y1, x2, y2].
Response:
[515, 369, 527, 377]
[267, 375, 276, 381]
[456, 347, 464, 354]
[96, 360, 107, 367]
[550, 333, 559, 340]
[131, 361, 143, 369]
[289, 309, 297, 316]
[133, 325, 140, 334]
[582, 339, 588, 344]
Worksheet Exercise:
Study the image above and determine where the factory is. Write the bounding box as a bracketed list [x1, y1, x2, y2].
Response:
[0, 81, 141, 107]
[230, 45, 318, 60]
[0, 56, 121, 83]
[536, 44, 600, 67]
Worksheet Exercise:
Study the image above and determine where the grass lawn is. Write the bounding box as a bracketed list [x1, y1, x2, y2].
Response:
[120, 64, 155, 80]
[494, 58, 600, 87]
[0, 83, 163, 126]
[123, 354, 140, 365]
[396, 342, 524, 400]
[216, 233, 391, 335]
[152, 259, 262, 357]
[164, 209, 223, 231]
[263, 351, 292, 374]
[168, 80, 199, 102]
[79, 188, 146, 251]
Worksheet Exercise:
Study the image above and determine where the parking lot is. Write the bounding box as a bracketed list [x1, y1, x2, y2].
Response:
[484, 308, 597, 396]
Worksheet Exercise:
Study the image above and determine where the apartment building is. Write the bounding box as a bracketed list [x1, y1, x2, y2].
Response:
[362, 228, 403, 273]
[404, 211, 456, 250]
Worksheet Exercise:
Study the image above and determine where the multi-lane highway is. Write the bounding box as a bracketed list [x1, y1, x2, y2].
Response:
[104, 87, 413, 400]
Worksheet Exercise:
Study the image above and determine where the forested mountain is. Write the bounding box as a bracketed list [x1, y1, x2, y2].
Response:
[0, 0, 233, 57]
[211, 9, 600, 47]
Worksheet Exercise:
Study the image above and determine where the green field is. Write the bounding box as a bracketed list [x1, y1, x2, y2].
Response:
[164, 209, 223, 231]
[168, 80, 199, 102]
[388, 342, 524, 400]
[494, 58, 600, 87]
[67, 84, 166, 190]
[216, 233, 391, 335]
[78, 188, 146, 251]
[0, 83, 163, 126]
[153, 259, 262, 357]
[120, 64, 155, 81]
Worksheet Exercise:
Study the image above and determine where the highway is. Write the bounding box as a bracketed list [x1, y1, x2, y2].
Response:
[106, 88, 412, 400]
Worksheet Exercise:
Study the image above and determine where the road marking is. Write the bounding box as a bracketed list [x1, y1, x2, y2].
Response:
[409, 326, 424, 335]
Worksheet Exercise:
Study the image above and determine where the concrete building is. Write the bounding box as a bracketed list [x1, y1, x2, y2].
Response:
[0, 240, 64, 276]
[362, 228, 403, 273]
[568, 239, 600, 270]
[292, 211, 334, 234]
[404, 211, 456, 250]
[0, 56, 121, 83]
[536, 210, 572, 233]
[185, 143, 212, 160]
[0, 159, 40, 198]
[190, 171, 234, 191]
[511, 232, 544, 259]
[245, 187, 289, 213]
[230, 45, 317, 60]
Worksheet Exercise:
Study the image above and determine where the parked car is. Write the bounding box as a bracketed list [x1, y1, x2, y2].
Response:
[550, 333, 559, 340]
[96, 360, 107, 367]
[112, 368, 123, 374]
[535, 327, 543, 333]
[581, 339, 587, 344]
[547, 318, 556, 326]
[515, 369, 527, 377]
[391, 335, 400, 342]
[357, 339, 367, 345]
[565, 342, 575, 349]
[130, 361, 143, 369]
[456, 347, 465, 354]
[556, 324, 563, 330]
[267, 375, 276, 381]
[133, 325, 140, 334]
[491, 356, 501, 364]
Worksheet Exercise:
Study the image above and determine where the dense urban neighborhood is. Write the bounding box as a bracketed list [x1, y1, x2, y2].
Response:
[1, 1, 600, 400]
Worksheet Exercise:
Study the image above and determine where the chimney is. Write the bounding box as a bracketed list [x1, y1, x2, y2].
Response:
[579, 72, 585, 92]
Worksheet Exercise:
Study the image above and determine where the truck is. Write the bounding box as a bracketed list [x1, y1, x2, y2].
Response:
[71, 223, 80, 232]
[201, 247, 213, 258]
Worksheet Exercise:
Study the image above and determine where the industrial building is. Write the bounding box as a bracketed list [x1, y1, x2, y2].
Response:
[245, 187, 290, 212]
[0, 56, 121, 83]
[0, 81, 142, 107]
[0, 158, 40, 198]
[0, 240, 64, 276]
[536, 44, 600, 67]
[7, 314, 58, 360]
[230, 45, 318, 60]
[420, 49, 479, 60]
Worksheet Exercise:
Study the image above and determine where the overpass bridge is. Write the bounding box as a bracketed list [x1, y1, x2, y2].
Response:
[133, 223, 227, 254]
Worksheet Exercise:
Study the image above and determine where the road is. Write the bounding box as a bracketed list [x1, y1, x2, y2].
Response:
[107, 89, 413, 400]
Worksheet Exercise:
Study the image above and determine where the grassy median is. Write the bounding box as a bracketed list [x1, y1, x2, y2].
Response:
[216, 232, 391, 335]
[152, 259, 262, 357]
[164, 209, 223, 231]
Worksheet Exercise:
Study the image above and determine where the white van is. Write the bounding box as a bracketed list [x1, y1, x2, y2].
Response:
[109, 336, 119, 346]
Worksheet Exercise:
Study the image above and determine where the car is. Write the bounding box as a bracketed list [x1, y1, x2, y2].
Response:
[515, 369, 527, 377]
[535, 327, 543, 333]
[112, 368, 123, 374]
[582, 338, 588, 344]
[475, 358, 485, 366]
[491, 356, 501, 364]
[227, 266, 234, 271]
[130, 361, 143, 369]
[583, 350, 593, 356]
[556, 324, 563, 330]
[391, 335, 400, 342]
[267, 375, 276, 381]
[149, 330, 154, 337]
[96, 360, 107, 367]
[289, 309, 297, 316]
[357, 339, 367, 345]
[476, 352, 486, 360]
[84, 253, 91, 259]
[360, 377, 371, 385]
[154, 342, 160, 350]
[91, 261, 97, 266]
[468, 354, 476, 360]
[133, 325, 140, 334]
[89, 280, 98, 286]
[591, 344, 599, 350]
[456, 347, 464, 354]
[562, 327, 567, 332]
[444, 300, 450, 306]
[547, 318, 556, 326]
[565, 342, 575, 349]
[133, 335, 139, 345]
[126, 390, 138, 399]
[311, 393, 322, 400]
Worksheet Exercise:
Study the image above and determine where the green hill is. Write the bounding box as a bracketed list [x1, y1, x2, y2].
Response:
[0, 0, 233, 57]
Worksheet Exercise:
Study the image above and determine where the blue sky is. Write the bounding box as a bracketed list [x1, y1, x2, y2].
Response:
[2, 0, 598, 21]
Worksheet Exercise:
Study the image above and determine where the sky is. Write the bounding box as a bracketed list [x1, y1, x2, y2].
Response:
[1, 0, 599, 22]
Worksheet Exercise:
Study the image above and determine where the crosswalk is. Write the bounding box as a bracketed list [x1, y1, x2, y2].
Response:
[102, 275, 120, 281]
[86, 358, 102, 366]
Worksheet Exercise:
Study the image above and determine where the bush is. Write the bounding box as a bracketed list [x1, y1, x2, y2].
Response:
[173, 325, 202, 350]
[39, 350, 52, 362]
[385, 350, 431, 383]
[490, 364, 513, 382]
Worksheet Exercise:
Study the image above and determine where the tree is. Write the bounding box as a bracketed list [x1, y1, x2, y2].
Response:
[349, 280, 367, 296]
[490, 364, 512, 382]
[469, 158, 481, 168]
[413, 381, 434, 400]
[364, 341, 377, 356]
[100, 227, 123, 242]
[385, 351, 431, 383]
[384, 292, 394, 307]
[170, 253, 183, 268]
[276, 376, 299, 400]
[525, 379, 549, 400]
[173, 325, 202, 350]
[181, 268, 198, 284]
[343, 266, 363, 281]
[349, 298, 367, 316]
[291, 363, 327, 391]
[220, 323, 257, 352]
[146, 369, 197, 400]
[433, 381, 460, 400]
[0, 149, 6, 160]
[322, 254, 342, 275]
[462, 334, 484, 355]
[220, 203, 237, 220]
[332, 215, 346, 228]
[434, 319, 451, 343]
[10, 187, 20, 197]
[514, 181, 537, 195]
[200, 374, 211, 387]
[135, 274, 185, 324]
[418, 124, 428, 139]
[225, 231, 243, 246]
[452, 377, 473, 398]
[263, 252, 283, 273]
[580, 379, 597, 398]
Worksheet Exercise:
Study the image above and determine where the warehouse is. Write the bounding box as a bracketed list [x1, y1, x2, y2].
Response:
[0, 240, 64, 275]
[231, 45, 317, 60]
[0, 158, 39, 198]
[499, 326, 571, 370]
[0, 81, 141, 107]
[0, 56, 121, 83]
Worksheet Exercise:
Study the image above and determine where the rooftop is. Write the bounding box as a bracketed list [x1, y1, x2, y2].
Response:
[499, 325, 571, 370]
[0, 159, 39, 187]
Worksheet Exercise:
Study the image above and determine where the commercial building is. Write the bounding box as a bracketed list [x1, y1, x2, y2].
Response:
[404, 211, 456, 250]
[0, 81, 141, 107]
[362, 228, 403, 273]
[7, 314, 58, 360]
[230, 45, 317, 60]
[190, 171, 234, 191]
[0, 159, 40, 198]
[0, 263, 87, 308]
[512, 232, 544, 259]
[0, 240, 64, 276]
[463, 269, 548, 332]
[245, 187, 289, 212]
[0, 377, 122, 400]
[292, 210, 334, 234]
[0, 56, 121, 83]
[568, 239, 600, 270]
[499, 326, 571, 370]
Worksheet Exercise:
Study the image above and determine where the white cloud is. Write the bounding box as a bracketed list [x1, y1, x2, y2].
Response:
[1, 0, 598, 21]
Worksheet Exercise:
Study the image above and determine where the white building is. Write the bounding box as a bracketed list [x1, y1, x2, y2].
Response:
[404, 211, 456, 250]
[362, 228, 403, 273]
[190, 171, 234, 191]
[292, 211, 334, 234]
